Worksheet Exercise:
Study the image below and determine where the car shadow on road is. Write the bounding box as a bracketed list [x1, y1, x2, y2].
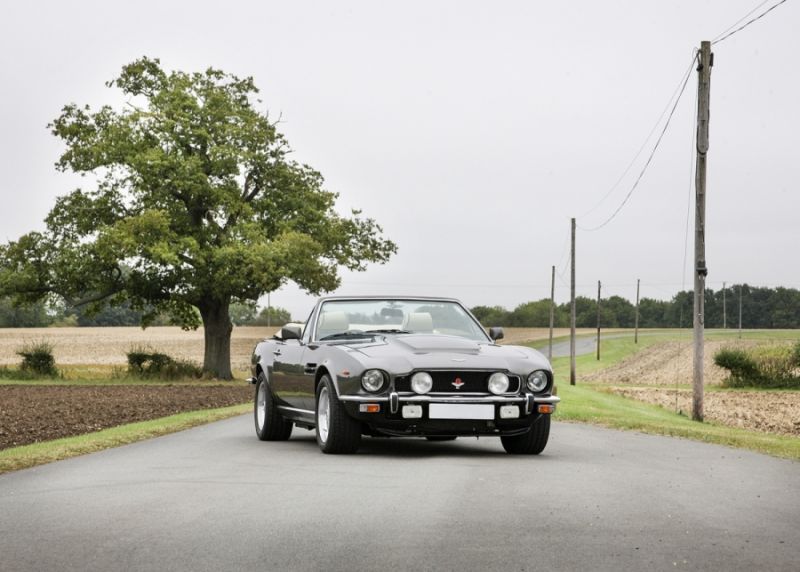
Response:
[287, 432, 543, 459]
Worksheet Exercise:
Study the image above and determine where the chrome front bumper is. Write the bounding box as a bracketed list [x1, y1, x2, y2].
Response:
[339, 392, 560, 415]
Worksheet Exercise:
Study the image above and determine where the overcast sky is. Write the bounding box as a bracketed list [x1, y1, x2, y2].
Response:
[1, 0, 798, 319]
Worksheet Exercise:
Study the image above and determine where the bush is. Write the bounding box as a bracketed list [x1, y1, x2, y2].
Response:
[126, 346, 203, 380]
[714, 342, 800, 389]
[16, 340, 59, 377]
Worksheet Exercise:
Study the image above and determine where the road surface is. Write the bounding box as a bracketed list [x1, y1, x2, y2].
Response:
[0, 415, 797, 571]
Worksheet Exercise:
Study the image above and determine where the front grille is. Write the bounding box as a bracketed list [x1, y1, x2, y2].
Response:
[394, 371, 520, 394]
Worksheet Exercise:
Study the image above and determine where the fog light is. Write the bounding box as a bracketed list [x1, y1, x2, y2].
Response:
[359, 403, 381, 413]
[537, 404, 555, 414]
[402, 405, 423, 419]
[499, 405, 519, 419]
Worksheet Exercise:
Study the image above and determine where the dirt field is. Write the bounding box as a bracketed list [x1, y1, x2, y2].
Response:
[0, 385, 253, 450]
[610, 387, 800, 436]
[581, 340, 737, 386]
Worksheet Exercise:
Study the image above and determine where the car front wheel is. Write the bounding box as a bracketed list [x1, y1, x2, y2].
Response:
[501, 415, 550, 454]
[254, 372, 293, 441]
[315, 375, 361, 454]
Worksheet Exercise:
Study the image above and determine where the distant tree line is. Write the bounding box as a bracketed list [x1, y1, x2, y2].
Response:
[0, 296, 291, 328]
[471, 285, 800, 329]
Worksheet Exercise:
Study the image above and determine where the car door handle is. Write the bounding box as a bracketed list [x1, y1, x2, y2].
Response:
[273, 350, 282, 356]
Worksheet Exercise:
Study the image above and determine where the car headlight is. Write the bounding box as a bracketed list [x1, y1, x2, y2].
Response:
[411, 372, 433, 394]
[487, 372, 510, 395]
[361, 369, 385, 392]
[527, 370, 549, 392]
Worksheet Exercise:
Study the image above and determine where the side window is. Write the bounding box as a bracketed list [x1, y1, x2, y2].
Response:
[301, 308, 315, 344]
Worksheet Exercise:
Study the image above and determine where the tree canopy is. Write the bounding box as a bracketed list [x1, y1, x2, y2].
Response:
[0, 57, 396, 377]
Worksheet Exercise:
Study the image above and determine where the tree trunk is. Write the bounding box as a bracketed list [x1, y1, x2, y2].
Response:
[198, 298, 233, 379]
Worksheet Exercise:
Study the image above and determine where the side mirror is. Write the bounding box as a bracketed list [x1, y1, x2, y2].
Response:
[488, 327, 504, 341]
[281, 324, 303, 340]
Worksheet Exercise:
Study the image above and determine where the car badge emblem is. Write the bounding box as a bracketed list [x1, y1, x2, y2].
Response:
[452, 377, 465, 389]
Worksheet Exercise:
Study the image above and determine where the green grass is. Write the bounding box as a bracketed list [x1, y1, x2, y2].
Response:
[553, 384, 800, 460]
[0, 403, 251, 474]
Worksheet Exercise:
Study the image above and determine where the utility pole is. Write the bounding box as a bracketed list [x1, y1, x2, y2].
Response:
[596, 280, 601, 361]
[570, 218, 576, 385]
[692, 41, 713, 422]
[723, 281, 727, 329]
[739, 286, 743, 339]
[548, 265, 555, 361]
[634, 279, 640, 344]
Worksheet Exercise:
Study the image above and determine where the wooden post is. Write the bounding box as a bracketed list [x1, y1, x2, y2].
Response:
[634, 278, 640, 344]
[722, 281, 727, 329]
[739, 286, 743, 339]
[596, 280, 601, 361]
[692, 41, 713, 422]
[548, 265, 555, 361]
[570, 218, 576, 385]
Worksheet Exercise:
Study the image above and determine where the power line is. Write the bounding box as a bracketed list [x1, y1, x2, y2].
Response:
[578, 51, 698, 232]
[578, 52, 701, 220]
[712, 0, 792, 45]
[681, 54, 699, 291]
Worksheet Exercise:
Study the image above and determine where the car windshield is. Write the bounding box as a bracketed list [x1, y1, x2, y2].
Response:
[315, 299, 490, 342]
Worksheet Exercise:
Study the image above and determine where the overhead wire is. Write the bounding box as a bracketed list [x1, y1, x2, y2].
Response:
[712, 0, 791, 45]
[577, 51, 699, 232]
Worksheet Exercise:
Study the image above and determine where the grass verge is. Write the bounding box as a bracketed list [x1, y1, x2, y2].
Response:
[0, 403, 250, 475]
[554, 384, 799, 460]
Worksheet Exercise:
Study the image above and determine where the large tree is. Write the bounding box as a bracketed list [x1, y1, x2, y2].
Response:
[0, 57, 396, 378]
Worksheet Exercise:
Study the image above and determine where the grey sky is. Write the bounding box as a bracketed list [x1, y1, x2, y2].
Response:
[1, 0, 798, 319]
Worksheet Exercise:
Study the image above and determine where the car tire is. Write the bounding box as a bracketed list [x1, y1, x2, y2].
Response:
[254, 372, 293, 441]
[500, 415, 550, 455]
[425, 436, 457, 441]
[315, 375, 361, 454]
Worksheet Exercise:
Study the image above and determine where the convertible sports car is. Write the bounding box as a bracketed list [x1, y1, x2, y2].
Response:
[249, 296, 559, 454]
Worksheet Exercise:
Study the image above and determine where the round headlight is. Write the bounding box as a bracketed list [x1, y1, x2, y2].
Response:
[527, 370, 549, 392]
[487, 372, 510, 395]
[411, 372, 433, 394]
[361, 369, 385, 392]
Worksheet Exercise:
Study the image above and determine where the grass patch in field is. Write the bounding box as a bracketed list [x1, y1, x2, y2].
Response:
[554, 384, 800, 460]
[0, 403, 251, 474]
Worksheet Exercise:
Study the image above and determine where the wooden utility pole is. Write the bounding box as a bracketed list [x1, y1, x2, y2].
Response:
[723, 281, 727, 329]
[596, 280, 601, 360]
[634, 279, 640, 344]
[570, 218, 576, 385]
[739, 286, 743, 339]
[692, 41, 713, 422]
[548, 265, 555, 361]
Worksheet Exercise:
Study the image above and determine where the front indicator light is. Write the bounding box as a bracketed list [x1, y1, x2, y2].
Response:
[488, 372, 510, 395]
[359, 403, 381, 413]
[537, 404, 555, 414]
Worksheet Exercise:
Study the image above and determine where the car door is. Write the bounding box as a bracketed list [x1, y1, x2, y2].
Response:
[271, 339, 310, 410]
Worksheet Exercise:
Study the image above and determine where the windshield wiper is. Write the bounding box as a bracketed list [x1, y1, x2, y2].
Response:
[319, 331, 372, 341]
[365, 329, 411, 334]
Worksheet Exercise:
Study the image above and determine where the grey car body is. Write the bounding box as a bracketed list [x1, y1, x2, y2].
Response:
[249, 296, 559, 454]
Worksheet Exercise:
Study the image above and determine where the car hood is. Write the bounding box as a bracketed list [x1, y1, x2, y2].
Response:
[339, 334, 550, 374]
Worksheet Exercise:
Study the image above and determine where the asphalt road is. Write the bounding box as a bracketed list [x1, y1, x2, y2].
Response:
[1, 416, 797, 572]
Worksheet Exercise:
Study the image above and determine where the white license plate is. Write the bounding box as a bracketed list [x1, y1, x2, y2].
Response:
[428, 403, 494, 420]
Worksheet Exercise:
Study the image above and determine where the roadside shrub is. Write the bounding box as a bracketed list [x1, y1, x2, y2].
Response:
[714, 343, 800, 389]
[126, 346, 203, 380]
[16, 340, 59, 377]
